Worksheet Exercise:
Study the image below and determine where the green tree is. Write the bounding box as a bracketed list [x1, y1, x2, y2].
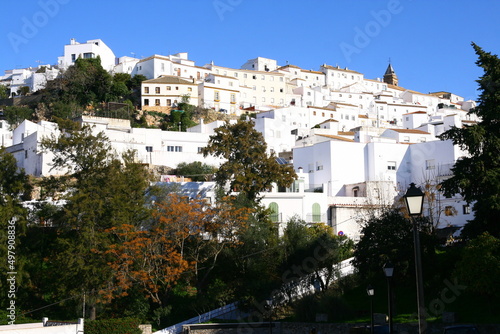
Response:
[439, 43, 500, 238]
[0, 148, 31, 310]
[110, 73, 132, 102]
[39, 124, 152, 319]
[43, 57, 113, 108]
[454, 233, 500, 298]
[174, 161, 216, 181]
[202, 119, 297, 202]
[3, 106, 34, 126]
[353, 209, 434, 281]
[280, 217, 353, 294]
[0, 85, 10, 99]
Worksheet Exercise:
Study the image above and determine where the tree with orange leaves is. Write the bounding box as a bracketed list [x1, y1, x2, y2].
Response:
[103, 193, 252, 305]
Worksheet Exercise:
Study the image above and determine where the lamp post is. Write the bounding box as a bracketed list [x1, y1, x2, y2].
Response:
[366, 285, 375, 334]
[383, 262, 394, 334]
[404, 183, 426, 334]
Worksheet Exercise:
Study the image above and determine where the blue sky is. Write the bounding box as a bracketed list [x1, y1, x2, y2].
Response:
[1, 0, 499, 101]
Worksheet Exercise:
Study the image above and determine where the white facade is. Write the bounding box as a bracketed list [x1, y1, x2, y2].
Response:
[0, 120, 13, 147]
[141, 75, 198, 111]
[6, 117, 225, 177]
[0, 318, 83, 334]
[58, 38, 116, 72]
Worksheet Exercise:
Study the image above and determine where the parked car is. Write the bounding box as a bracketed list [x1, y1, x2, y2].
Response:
[443, 325, 479, 334]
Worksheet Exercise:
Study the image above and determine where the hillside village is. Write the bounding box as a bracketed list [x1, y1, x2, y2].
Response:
[0, 38, 478, 240]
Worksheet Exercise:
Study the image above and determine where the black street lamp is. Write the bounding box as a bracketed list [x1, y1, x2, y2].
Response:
[404, 183, 426, 334]
[383, 262, 394, 334]
[366, 285, 375, 334]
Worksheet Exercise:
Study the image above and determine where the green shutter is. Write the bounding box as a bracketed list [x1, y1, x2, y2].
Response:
[312, 203, 321, 222]
[269, 202, 279, 222]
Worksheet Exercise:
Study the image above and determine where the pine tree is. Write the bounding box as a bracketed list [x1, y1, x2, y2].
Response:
[439, 43, 500, 238]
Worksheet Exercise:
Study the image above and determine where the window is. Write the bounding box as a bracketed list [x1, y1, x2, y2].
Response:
[214, 91, 220, 101]
[262, 97, 266, 102]
[144, 87, 149, 94]
[144, 99, 149, 106]
[270, 87, 274, 92]
[387, 161, 396, 170]
[353, 186, 359, 197]
[167, 146, 183, 152]
[261, 75, 265, 80]
[71, 54, 76, 62]
[312, 203, 321, 222]
[167, 99, 171, 106]
[463, 205, 470, 214]
[269, 202, 279, 222]
[188, 87, 192, 92]
[229, 82, 233, 87]
[155, 87, 160, 94]
[197, 147, 204, 153]
[279, 88, 283, 92]
[230, 93, 236, 103]
[244, 73, 247, 78]
[313, 111, 316, 116]
[271, 98, 274, 103]
[166, 86, 171, 91]
[155, 99, 160, 106]
[426, 159, 435, 170]
[262, 86, 265, 92]
[252, 75, 257, 79]
[175, 86, 179, 90]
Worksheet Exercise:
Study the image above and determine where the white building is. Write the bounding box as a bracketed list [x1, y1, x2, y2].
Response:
[141, 75, 198, 112]
[0, 318, 83, 334]
[58, 38, 117, 72]
[6, 116, 225, 178]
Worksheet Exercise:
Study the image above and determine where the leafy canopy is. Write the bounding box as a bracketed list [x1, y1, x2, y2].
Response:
[439, 43, 500, 238]
[202, 119, 296, 202]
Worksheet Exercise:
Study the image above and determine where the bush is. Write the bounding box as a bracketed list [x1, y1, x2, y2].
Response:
[85, 318, 143, 334]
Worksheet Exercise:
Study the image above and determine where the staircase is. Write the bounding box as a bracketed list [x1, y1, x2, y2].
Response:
[153, 257, 354, 334]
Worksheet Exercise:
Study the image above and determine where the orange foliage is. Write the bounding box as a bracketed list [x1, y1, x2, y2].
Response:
[101, 193, 252, 304]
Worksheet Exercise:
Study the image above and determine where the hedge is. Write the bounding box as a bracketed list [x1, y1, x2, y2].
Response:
[85, 318, 143, 334]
